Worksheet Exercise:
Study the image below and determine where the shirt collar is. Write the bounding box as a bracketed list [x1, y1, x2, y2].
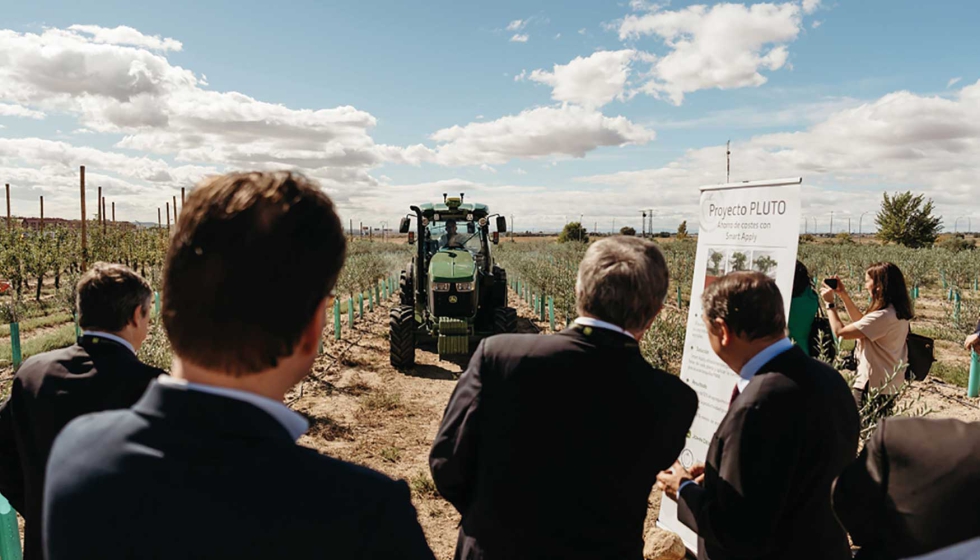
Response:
[157, 376, 309, 441]
[574, 317, 636, 340]
[81, 330, 135, 355]
[737, 337, 794, 392]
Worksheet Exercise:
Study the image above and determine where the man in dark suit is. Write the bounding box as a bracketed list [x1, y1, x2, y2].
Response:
[657, 271, 859, 560]
[832, 417, 980, 559]
[0, 262, 161, 559]
[430, 236, 699, 560]
[44, 172, 435, 560]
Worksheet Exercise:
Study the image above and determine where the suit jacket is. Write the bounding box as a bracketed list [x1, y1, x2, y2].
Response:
[430, 325, 699, 560]
[677, 345, 859, 560]
[832, 417, 980, 559]
[43, 380, 436, 560]
[0, 335, 163, 560]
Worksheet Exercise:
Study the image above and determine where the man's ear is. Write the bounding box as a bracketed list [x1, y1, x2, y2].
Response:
[714, 318, 733, 346]
[129, 303, 147, 329]
[299, 297, 329, 355]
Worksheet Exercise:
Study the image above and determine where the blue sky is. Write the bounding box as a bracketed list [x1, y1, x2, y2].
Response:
[2, 0, 979, 232]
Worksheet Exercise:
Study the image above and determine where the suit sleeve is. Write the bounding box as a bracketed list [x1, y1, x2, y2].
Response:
[832, 420, 888, 548]
[363, 480, 436, 560]
[428, 339, 486, 513]
[677, 393, 805, 557]
[0, 381, 25, 511]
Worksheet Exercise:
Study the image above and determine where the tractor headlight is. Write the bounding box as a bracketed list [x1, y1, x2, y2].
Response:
[432, 282, 451, 292]
[466, 213, 474, 221]
[479, 218, 487, 227]
[434, 213, 440, 221]
[455, 282, 475, 292]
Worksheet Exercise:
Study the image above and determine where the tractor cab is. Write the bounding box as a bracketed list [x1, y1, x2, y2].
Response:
[392, 194, 515, 367]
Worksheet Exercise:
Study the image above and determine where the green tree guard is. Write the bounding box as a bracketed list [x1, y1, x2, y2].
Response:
[0, 492, 22, 560]
[374, 283, 380, 306]
[969, 350, 979, 399]
[539, 295, 545, 322]
[10, 323, 22, 370]
[368, 288, 374, 312]
[358, 293, 364, 319]
[676, 285, 682, 308]
[348, 296, 354, 326]
[154, 291, 161, 316]
[333, 299, 341, 340]
[954, 291, 962, 323]
[548, 296, 555, 332]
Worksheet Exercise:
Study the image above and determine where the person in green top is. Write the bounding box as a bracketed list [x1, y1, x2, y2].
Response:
[788, 260, 819, 356]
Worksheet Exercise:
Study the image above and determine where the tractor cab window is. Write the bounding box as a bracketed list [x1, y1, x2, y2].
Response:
[429, 221, 482, 254]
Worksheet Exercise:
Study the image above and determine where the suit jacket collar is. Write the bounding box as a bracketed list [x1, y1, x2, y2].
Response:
[560, 323, 640, 350]
[132, 380, 297, 443]
[743, 344, 808, 392]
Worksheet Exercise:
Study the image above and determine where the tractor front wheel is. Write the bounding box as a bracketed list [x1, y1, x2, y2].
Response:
[493, 306, 517, 335]
[390, 305, 416, 368]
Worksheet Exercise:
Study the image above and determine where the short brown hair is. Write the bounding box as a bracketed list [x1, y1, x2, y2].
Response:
[702, 271, 785, 340]
[576, 236, 669, 331]
[162, 171, 346, 375]
[77, 263, 152, 332]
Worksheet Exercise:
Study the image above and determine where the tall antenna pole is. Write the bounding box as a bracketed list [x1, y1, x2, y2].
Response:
[726, 140, 731, 183]
[80, 166, 87, 269]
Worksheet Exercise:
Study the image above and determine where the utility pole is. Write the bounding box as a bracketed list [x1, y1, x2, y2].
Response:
[847, 218, 851, 235]
[40, 196, 44, 232]
[158, 208, 162, 229]
[641, 211, 647, 238]
[830, 211, 834, 236]
[726, 140, 731, 183]
[181, 187, 186, 206]
[102, 198, 107, 234]
[80, 166, 87, 269]
[859, 211, 869, 235]
[173, 195, 178, 224]
[112, 201, 115, 222]
[166, 202, 171, 231]
[5, 184, 10, 231]
[97, 186, 102, 223]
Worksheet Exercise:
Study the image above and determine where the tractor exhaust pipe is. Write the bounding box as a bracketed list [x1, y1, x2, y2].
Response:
[410, 205, 425, 308]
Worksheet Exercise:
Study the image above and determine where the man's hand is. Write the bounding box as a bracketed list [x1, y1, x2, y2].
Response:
[965, 332, 980, 352]
[656, 460, 696, 501]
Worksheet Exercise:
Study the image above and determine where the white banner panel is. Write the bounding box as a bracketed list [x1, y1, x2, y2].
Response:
[657, 178, 803, 552]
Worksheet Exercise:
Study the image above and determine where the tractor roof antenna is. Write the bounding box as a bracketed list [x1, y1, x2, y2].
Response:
[443, 193, 447, 203]
[460, 193, 465, 203]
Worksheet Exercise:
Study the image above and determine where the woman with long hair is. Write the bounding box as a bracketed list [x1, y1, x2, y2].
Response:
[820, 262, 913, 407]
[788, 260, 819, 356]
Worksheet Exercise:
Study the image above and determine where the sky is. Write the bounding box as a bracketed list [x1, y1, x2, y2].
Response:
[1, 0, 979, 233]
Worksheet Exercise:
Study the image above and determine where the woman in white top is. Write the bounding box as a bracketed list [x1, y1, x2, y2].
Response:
[820, 262, 913, 409]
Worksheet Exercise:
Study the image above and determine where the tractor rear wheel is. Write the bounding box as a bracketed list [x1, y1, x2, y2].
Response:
[399, 265, 414, 306]
[390, 305, 416, 368]
[492, 266, 508, 307]
[493, 306, 517, 335]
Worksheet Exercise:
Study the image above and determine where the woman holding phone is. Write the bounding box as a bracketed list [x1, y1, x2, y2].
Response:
[820, 262, 913, 409]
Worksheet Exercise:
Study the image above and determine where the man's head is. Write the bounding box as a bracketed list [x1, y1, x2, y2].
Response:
[702, 271, 787, 371]
[162, 171, 346, 384]
[77, 263, 153, 350]
[446, 219, 457, 234]
[575, 236, 669, 337]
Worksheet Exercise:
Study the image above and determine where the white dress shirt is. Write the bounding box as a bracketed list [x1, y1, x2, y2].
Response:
[81, 330, 135, 355]
[574, 317, 636, 340]
[157, 376, 309, 441]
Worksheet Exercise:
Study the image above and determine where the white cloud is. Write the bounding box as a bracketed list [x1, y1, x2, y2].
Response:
[620, 2, 803, 104]
[578, 28, 587, 35]
[506, 19, 527, 31]
[812, 20, 822, 29]
[68, 24, 183, 51]
[516, 168, 527, 175]
[555, 33, 561, 39]
[578, 80, 980, 224]
[424, 104, 655, 166]
[527, 50, 638, 108]
[480, 163, 497, 173]
[514, 69, 528, 82]
[801, 0, 821, 15]
[948, 77, 962, 88]
[510, 33, 529, 43]
[0, 103, 45, 119]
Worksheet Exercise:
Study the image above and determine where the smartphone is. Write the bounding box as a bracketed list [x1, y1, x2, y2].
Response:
[824, 278, 839, 290]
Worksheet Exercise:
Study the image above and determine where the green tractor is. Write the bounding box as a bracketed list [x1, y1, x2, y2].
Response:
[390, 193, 516, 367]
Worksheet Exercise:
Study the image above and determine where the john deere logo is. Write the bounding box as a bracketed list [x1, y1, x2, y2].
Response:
[449, 295, 458, 303]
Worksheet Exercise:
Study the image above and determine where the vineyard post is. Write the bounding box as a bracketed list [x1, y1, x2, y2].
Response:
[10, 321, 22, 369]
[333, 299, 341, 340]
[4, 183, 9, 231]
[969, 350, 980, 398]
[80, 166, 87, 269]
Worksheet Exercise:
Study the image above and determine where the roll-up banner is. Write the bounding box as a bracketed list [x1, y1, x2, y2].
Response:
[658, 178, 803, 552]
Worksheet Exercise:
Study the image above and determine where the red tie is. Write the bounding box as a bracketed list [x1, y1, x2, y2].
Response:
[729, 385, 740, 407]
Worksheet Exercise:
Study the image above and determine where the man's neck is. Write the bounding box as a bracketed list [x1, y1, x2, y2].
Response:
[171, 359, 293, 402]
[83, 328, 138, 352]
[729, 335, 787, 373]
